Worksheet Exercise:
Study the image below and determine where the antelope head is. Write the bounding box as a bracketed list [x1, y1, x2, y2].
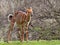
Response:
[26, 7, 33, 14]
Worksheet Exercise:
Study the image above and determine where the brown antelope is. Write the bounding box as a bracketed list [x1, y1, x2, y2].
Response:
[7, 7, 33, 42]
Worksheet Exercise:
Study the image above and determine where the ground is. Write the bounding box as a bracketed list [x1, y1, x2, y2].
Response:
[0, 40, 60, 45]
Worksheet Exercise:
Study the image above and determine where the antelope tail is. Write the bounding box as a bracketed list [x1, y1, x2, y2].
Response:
[8, 14, 13, 22]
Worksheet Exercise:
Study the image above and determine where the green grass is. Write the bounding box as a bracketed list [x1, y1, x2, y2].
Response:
[0, 40, 60, 45]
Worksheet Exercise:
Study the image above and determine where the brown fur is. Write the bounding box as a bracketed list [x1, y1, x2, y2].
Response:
[7, 7, 33, 42]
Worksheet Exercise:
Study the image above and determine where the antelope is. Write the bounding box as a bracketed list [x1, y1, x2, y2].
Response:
[7, 7, 33, 42]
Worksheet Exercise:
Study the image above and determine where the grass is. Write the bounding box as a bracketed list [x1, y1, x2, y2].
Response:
[0, 40, 60, 45]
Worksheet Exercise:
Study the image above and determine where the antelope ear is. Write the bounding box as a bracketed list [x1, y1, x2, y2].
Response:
[8, 14, 13, 22]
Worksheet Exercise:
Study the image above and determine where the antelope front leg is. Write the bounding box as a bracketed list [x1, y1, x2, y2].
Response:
[25, 24, 29, 41]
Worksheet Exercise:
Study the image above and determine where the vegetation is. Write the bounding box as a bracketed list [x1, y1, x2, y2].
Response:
[0, 40, 60, 45]
[0, 0, 60, 41]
